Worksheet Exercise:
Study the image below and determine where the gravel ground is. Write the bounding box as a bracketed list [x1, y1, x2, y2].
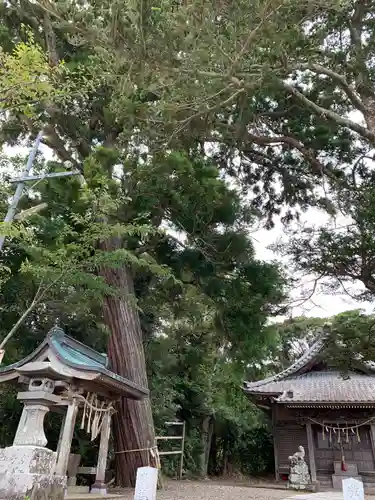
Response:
[114, 480, 375, 499]
[117, 481, 300, 500]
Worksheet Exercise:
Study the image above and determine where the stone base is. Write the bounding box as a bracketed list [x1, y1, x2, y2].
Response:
[0, 445, 66, 499]
[288, 461, 311, 491]
[288, 483, 308, 491]
[332, 474, 363, 490]
[67, 485, 90, 494]
[310, 481, 319, 492]
[90, 480, 107, 495]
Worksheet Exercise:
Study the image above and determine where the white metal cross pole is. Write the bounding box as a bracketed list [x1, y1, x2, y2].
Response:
[0, 130, 43, 252]
[0, 131, 81, 253]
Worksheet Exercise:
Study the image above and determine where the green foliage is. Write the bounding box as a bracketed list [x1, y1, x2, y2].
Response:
[264, 311, 375, 375]
[0, 30, 62, 116]
[5, 0, 375, 482]
[278, 180, 375, 305]
[323, 310, 375, 372]
[0, 146, 285, 478]
[48, 0, 370, 223]
[147, 318, 272, 477]
[265, 316, 327, 370]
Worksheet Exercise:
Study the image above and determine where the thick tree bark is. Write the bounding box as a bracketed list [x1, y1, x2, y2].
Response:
[199, 416, 213, 477]
[222, 443, 229, 477]
[208, 432, 217, 476]
[99, 236, 156, 487]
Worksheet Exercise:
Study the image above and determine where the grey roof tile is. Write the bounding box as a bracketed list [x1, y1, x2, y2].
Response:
[245, 370, 375, 403]
[244, 329, 375, 404]
[244, 335, 326, 391]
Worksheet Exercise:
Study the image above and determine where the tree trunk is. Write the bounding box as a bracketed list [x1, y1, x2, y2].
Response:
[222, 438, 229, 477]
[208, 432, 217, 476]
[99, 236, 156, 487]
[199, 416, 213, 477]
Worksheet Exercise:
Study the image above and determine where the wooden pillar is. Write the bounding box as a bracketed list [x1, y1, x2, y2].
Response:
[306, 422, 317, 484]
[54, 398, 79, 477]
[91, 412, 111, 495]
[272, 405, 279, 481]
[56, 410, 67, 462]
[369, 424, 375, 465]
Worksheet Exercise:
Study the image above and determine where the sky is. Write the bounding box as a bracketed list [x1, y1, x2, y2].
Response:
[251, 108, 374, 320]
[252, 212, 373, 319]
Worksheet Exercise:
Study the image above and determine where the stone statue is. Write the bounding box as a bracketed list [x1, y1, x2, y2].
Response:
[288, 445, 311, 490]
[289, 445, 305, 465]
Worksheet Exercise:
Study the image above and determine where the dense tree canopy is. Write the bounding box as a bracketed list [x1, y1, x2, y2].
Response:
[2, 0, 375, 488]
[0, 145, 286, 484]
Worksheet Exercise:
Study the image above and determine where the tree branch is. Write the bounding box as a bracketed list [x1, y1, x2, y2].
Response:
[42, 124, 80, 169]
[294, 62, 366, 113]
[213, 126, 331, 178]
[0, 272, 65, 351]
[348, 0, 373, 96]
[227, 0, 280, 77]
[242, 131, 327, 175]
[281, 81, 375, 144]
[44, 18, 58, 65]
[0, 282, 45, 350]
[168, 88, 246, 145]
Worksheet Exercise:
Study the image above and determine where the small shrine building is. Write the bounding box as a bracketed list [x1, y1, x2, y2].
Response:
[0, 325, 149, 499]
[244, 336, 375, 490]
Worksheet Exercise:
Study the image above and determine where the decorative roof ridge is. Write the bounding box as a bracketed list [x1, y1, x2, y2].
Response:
[47, 326, 108, 368]
[244, 328, 329, 391]
[47, 327, 148, 396]
[0, 337, 49, 374]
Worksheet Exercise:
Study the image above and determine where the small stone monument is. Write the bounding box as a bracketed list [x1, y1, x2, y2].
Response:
[343, 477, 364, 500]
[288, 445, 311, 490]
[134, 466, 158, 500]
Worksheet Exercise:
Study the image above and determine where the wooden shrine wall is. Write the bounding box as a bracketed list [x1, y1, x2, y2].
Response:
[274, 423, 309, 474]
[272, 406, 375, 478]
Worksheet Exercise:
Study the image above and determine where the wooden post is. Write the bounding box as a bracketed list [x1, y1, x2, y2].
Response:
[306, 422, 317, 484]
[272, 405, 279, 481]
[54, 398, 78, 477]
[157, 421, 186, 481]
[179, 421, 186, 480]
[369, 424, 375, 465]
[56, 410, 67, 463]
[91, 412, 111, 494]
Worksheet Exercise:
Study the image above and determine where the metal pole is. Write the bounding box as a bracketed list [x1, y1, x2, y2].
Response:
[9, 170, 80, 183]
[0, 131, 43, 252]
[179, 421, 186, 480]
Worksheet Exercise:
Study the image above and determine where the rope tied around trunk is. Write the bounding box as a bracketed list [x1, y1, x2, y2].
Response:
[115, 445, 161, 468]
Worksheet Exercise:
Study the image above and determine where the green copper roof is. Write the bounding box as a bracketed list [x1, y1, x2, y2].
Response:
[48, 326, 109, 370]
[0, 326, 148, 399]
[48, 326, 148, 398]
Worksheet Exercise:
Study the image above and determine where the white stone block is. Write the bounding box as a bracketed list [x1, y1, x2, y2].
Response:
[343, 477, 365, 500]
[134, 466, 158, 500]
[0, 445, 66, 499]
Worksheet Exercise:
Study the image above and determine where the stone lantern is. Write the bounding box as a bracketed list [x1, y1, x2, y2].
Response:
[0, 326, 148, 499]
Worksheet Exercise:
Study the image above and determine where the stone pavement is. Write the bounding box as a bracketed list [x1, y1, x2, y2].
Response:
[286, 493, 343, 500]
